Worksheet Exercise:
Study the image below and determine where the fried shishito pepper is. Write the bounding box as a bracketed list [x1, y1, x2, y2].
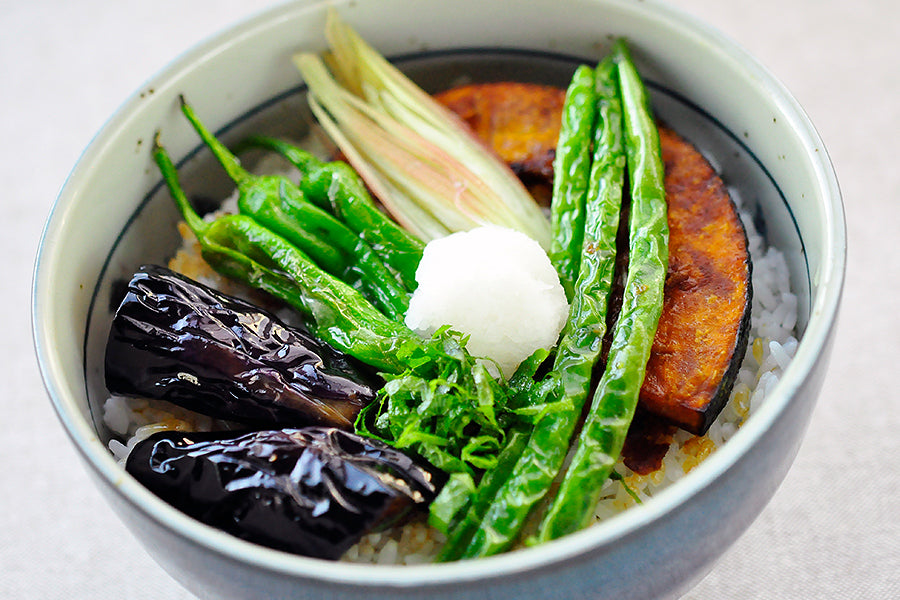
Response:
[435, 82, 752, 436]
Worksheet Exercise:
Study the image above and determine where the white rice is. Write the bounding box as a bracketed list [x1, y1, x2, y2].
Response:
[105, 396, 217, 463]
[104, 158, 798, 564]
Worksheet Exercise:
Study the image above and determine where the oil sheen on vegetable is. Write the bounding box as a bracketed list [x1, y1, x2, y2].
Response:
[105, 265, 378, 429]
[125, 427, 445, 559]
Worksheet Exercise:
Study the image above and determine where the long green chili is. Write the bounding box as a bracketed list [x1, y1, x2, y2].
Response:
[535, 39, 668, 541]
[442, 55, 627, 560]
[433, 426, 530, 551]
[548, 65, 598, 301]
[153, 134, 415, 373]
[235, 134, 425, 292]
[176, 98, 410, 320]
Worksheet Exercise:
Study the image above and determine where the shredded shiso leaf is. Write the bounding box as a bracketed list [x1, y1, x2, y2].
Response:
[355, 326, 512, 478]
[292, 10, 552, 247]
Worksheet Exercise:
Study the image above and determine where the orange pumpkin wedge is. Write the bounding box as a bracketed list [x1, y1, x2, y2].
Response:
[435, 82, 752, 436]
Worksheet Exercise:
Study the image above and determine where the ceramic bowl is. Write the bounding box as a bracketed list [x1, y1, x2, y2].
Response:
[32, 0, 845, 598]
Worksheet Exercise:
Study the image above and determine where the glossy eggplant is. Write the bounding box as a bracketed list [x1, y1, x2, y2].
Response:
[105, 265, 378, 429]
[125, 427, 444, 559]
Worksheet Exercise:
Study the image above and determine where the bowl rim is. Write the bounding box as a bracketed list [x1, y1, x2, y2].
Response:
[32, 0, 846, 588]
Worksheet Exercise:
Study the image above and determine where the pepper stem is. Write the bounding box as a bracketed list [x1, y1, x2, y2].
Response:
[178, 95, 249, 187]
[152, 132, 208, 238]
[234, 134, 324, 173]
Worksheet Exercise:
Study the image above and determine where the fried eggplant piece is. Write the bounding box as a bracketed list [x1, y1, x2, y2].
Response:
[435, 83, 752, 436]
[105, 265, 379, 430]
[126, 427, 444, 559]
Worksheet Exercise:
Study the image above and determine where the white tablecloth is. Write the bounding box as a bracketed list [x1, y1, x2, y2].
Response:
[3, 1, 897, 597]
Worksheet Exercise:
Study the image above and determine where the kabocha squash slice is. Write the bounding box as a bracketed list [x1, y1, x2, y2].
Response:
[435, 82, 752, 436]
[640, 125, 751, 434]
[434, 82, 565, 203]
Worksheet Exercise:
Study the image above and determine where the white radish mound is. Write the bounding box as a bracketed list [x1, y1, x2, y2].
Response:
[404, 226, 569, 379]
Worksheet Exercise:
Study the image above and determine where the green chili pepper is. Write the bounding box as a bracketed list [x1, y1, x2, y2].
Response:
[442, 55, 627, 560]
[535, 38, 668, 541]
[153, 134, 416, 373]
[433, 426, 530, 557]
[548, 65, 598, 301]
[429, 349, 552, 554]
[176, 98, 410, 320]
[235, 134, 425, 292]
[552, 53, 625, 404]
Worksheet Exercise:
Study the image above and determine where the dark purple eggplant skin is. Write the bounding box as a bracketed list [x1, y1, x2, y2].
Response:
[105, 265, 379, 429]
[125, 428, 445, 559]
